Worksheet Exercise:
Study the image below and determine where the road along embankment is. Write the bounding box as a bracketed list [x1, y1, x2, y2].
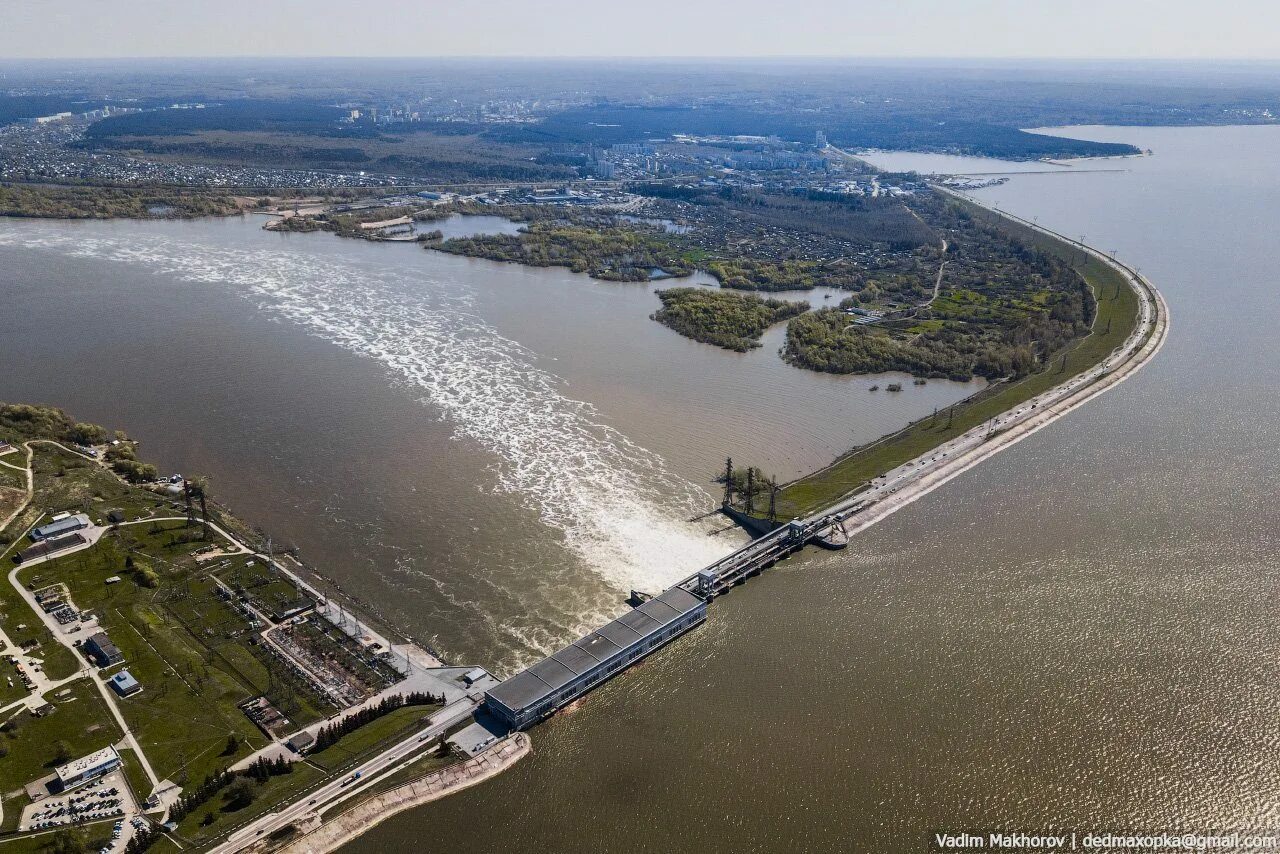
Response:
[265, 734, 531, 854]
[812, 191, 1169, 537]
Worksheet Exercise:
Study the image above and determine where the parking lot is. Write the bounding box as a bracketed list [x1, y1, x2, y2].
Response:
[20, 768, 136, 833]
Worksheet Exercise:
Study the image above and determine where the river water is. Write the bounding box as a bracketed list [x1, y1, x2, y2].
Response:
[4, 124, 1278, 851]
[0, 210, 976, 670]
[343, 125, 1280, 850]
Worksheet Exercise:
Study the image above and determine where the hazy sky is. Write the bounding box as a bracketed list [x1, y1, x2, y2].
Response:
[3, 0, 1278, 60]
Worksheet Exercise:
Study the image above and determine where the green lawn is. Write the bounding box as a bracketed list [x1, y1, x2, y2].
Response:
[0, 656, 30, 708]
[775, 202, 1148, 518]
[19, 521, 334, 789]
[0, 792, 30, 834]
[116, 746, 154, 802]
[173, 764, 324, 846]
[0, 680, 122, 817]
[0, 825, 114, 854]
[305, 705, 438, 774]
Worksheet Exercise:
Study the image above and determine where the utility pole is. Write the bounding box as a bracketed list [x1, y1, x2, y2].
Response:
[193, 478, 210, 540]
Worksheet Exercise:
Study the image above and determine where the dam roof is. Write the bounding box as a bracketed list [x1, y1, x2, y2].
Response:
[486, 587, 705, 714]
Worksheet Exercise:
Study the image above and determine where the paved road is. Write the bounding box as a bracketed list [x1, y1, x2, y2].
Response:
[688, 192, 1167, 589]
[7, 529, 165, 796]
[816, 188, 1166, 528]
[210, 699, 479, 854]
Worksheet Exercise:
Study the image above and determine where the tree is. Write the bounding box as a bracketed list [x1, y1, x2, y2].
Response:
[44, 829, 86, 854]
[67, 422, 109, 446]
[224, 777, 258, 811]
[53, 739, 73, 764]
[222, 733, 240, 756]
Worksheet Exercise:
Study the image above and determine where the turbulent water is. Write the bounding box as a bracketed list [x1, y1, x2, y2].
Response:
[330, 124, 1280, 852]
[0, 216, 976, 669]
[0, 224, 737, 665]
[0, 228, 728, 597]
[10, 122, 1265, 853]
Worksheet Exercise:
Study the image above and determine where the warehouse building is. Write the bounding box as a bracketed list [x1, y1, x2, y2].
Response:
[30, 514, 90, 542]
[14, 532, 86, 565]
[483, 587, 707, 730]
[84, 632, 124, 667]
[55, 746, 121, 789]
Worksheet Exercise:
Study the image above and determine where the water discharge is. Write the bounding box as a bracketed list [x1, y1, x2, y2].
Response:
[0, 226, 733, 605]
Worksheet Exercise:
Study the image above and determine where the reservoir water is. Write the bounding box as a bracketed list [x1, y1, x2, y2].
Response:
[352, 125, 1280, 850]
[3, 123, 1278, 851]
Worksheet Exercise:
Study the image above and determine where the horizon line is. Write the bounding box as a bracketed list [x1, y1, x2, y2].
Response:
[3, 54, 1280, 63]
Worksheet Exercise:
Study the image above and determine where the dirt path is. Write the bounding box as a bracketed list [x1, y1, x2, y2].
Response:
[814, 189, 1169, 538]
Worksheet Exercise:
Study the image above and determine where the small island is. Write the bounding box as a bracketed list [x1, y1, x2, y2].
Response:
[650, 288, 808, 351]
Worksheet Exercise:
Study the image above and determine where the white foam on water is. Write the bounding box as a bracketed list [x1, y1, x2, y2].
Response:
[0, 225, 735, 604]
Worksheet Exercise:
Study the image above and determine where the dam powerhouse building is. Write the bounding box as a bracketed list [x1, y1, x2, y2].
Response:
[484, 586, 707, 730]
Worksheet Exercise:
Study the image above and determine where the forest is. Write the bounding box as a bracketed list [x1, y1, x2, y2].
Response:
[783, 195, 1096, 381]
[0, 183, 240, 219]
[493, 104, 1142, 160]
[80, 128, 575, 184]
[430, 215, 693, 281]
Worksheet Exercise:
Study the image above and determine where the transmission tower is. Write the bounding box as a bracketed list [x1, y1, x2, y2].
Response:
[722, 457, 734, 507]
[744, 468, 755, 514]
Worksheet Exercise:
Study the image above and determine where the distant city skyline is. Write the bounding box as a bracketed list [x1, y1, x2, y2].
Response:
[3, 0, 1279, 61]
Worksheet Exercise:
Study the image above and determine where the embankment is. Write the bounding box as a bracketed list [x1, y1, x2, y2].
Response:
[774, 190, 1164, 519]
[270, 734, 531, 854]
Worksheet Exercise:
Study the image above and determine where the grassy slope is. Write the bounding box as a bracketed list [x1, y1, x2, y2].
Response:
[17, 520, 337, 788]
[305, 705, 438, 774]
[0, 449, 90, 681]
[173, 705, 440, 846]
[776, 202, 1144, 518]
[0, 681, 124, 824]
